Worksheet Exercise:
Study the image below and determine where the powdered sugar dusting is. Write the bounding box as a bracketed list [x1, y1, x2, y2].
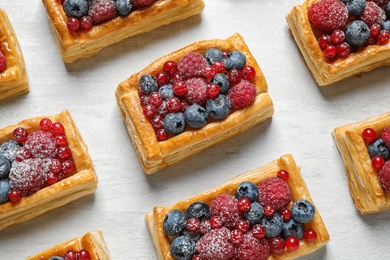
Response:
[24, 130, 57, 159]
[210, 194, 241, 229]
[196, 227, 234, 260]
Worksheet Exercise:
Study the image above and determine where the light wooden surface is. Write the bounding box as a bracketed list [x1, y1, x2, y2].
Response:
[1, 0, 390, 259]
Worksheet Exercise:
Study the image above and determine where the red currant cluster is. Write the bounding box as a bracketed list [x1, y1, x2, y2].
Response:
[318, 29, 351, 59]
[57, 249, 91, 260]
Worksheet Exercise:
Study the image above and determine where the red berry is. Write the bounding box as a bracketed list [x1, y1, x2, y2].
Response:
[202, 66, 217, 79]
[50, 158, 62, 174]
[206, 83, 220, 99]
[186, 217, 200, 233]
[277, 170, 289, 181]
[67, 17, 80, 32]
[0, 50, 7, 72]
[336, 42, 350, 59]
[57, 146, 72, 161]
[382, 126, 390, 148]
[166, 97, 182, 113]
[79, 249, 91, 260]
[252, 224, 266, 240]
[155, 72, 170, 87]
[372, 156, 385, 170]
[51, 122, 65, 136]
[235, 219, 250, 233]
[172, 81, 188, 96]
[163, 61, 178, 76]
[370, 23, 381, 37]
[362, 128, 377, 143]
[196, 227, 234, 260]
[318, 34, 332, 50]
[24, 130, 57, 159]
[132, 0, 155, 8]
[8, 189, 21, 202]
[199, 219, 211, 235]
[241, 65, 256, 81]
[263, 205, 275, 217]
[178, 52, 208, 79]
[80, 16, 93, 30]
[151, 115, 164, 130]
[377, 30, 390, 45]
[62, 160, 76, 174]
[143, 104, 156, 119]
[156, 129, 168, 141]
[40, 118, 53, 132]
[211, 61, 225, 73]
[358, 2, 386, 27]
[303, 229, 317, 243]
[88, 0, 117, 25]
[13, 127, 28, 143]
[185, 77, 208, 105]
[170, 73, 183, 83]
[268, 236, 286, 254]
[139, 95, 150, 107]
[237, 197, 251, 213]
[210, 215, 224, 229]
[46, 174, 58, 185]
[330, 29, 345, 45]
[227, 80, 256, 110]
[228, 69, 242, 85]
[308, 0, 348, 33]
[63, 250, 78, 260]
[379, 160, 390, 192]
[55, 135, 68, 147]
[285, 236, 300, 252]
[192, 256, 201, 260]
[281, 208, 291, 222]
[323, 45, 337, 59]
[210, 194, 240, 229]
[258, 177, 292, 211]
[14, 147, 32, 162]
[235, 236, 270, 260]
[149, 92, 163, 108]
[229, 229, 244, 246]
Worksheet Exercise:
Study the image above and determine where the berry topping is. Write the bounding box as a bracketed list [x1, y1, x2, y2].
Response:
[67, 17, 80, 32]
[205, 48, 224, 65]
[163, 61, 178, 76]
[237, 197, 252, 213]
[184, 77, 208, 105]
[205, 94, 231, 120]
[382, 126, 390, 148]
[0, 179, 10, 203]
[277, 170, 289, 181]
[40, 118, 53, 132]
[184, 104, 208, 128]
[163, 113, 186, 135]
[257, 177, 292, 211]
[88, 0, 117, 25]
[263, 205, 275, 217]
[285, 236, 300, 252]
[227, 80, 256, 110]
[229, 229, 244, 246]
[63, 0, 88, 18]
[281, 219, 305, 240]
[291, 199, 315, 223]
[235, 182, 259, 202]
[51, 122, 66, 136]
[114, 0, 132, 16]
[0, 50, 7, 72]
[186, 217, 200, 233]
[340, 0, 366, 16]
[131, 0, 155, 9]
[8, 189, 21, 202]
[0, 156, 10, 178]
[170, 235, 196, 260]
[0, 140, 22, 163]
[196, 227, 234, 260]
[235, 235, 270, 260]
[139, 75, 158, 95]
[24, 130, 57, 159]
[261, 213, 284, 238]
[244, 202, 264, 226]
[345, 20, 370, 46]
[308, 0, 349, 33]
[268, 236, 286, 254]
[80, 15, 93, 30]
[210, 194, 240, 229]
[252, 224, 266, 240]
[303, 229, 318, 243]
[358, 1, 386, 27]
[367, 138, 390, 160]
[379, 160, 390, 192]
[13, 127, 28, 143]
[211, 73, 230, 94]
[372, 155, 385, 170]
[159, 84, 174, 100]
[223, 51, 246, 71]
[362, 128, 377, 143]
[163, 209, 186, 236]
[178, 52, 208, 79]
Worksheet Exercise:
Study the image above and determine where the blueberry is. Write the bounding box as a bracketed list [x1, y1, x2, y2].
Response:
[63, 0, 88, 18]
[205, 94, 231, 120]
[181, 229, 202, 242]
[223, 51, 246, 71]
[163, 209, 187, 236]
[367, 138, 390, 160]
[170, 235, 196, 260]
[244, 202, 264, 226]
[340, 0, 366, 16]
[139, 75, 158, 95]
[281, 218, 305, 240]
[185, 201, 210, 221]
[164, 113, 186, 135]
[0, 155, 10, 178]
[114, 0, 132, 16]
[235, 182, 259, 202]
[159, 84, 174, 100]
[211, 73, 230, 94]
[205, 48, 224, 65]
[184, 104, 208, 128]
[0, 179, 10, 204]
[261, 213, 284, 238]
[345, 20, 370, 46]
[383, 20, 390, 31]
[48, 257, 64, 260]
[291, 199, 315, 223]
[0, 140, 21, 163]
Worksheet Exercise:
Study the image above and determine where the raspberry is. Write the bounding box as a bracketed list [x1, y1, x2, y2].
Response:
[196, 227, 234, 260]
[210, 194, 241, 229]
[184, 77, 208, 105]
[381, 126, 390, 148]
[88, 0, 117, 25]
[308, 0, 348, 33]
[0, 50, 7, 72]
[379, 160, 390, 192]
[257, 177, 292, 211]
[358, 2, 386, 27]
[178, 52, 208, 79]
[132, 0, 155, 8]
[235, 235, 270, 260]
[24, 130, 57, 159]
[9, 158, 49, 197]
[227, 80, 256, 110]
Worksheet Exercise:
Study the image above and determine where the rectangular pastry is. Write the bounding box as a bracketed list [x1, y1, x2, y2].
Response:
[41, 0, 205, 63]
[0, 110, 97, 230]
[26, 230, 110, 259]
[0, 8, 29, 101]
[145, 154, 330, 259]
[115, 33, 274, 174]
[286, 0, 390, 86]
[333, 111, 390, 214]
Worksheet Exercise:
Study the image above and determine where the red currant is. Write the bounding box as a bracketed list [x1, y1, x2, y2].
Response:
[210, 215, 224, 229]
[362, 128, 377, 143]
[285, 236, 300, 252]
[180, 99, 189, 113]
[40, 118, 53, 132]
[330, 29, 345, 45]
[46, 174, 58, 185]
[237, 197, 251, 213]
[303, 229, 317, 243]
[170, 73, 183, 83]
[67, 17, 80, 32]
[80, 16, 93, 31]
[370, 23, 381, 37]
[63, 249, 78, 260]
[50, 159, 62, 174]
[57, 146, 72, 161]
[8, 189, 22, 202]
[62, 160, 76, 174]
[55, 135, 68, 147]
[143, 104, 157, 119]
[228, 69, 242, 85]
[199, 219, 211, 235]
[211, 61, 225, 73]
[173, 81, 188, 96]
[155, 72, 170, 87]
[206, 83, 220, 99]
[15, 147, 32, 162]
[336, 42, 350, 59]
[167, 97, 182, 113]
[252, 224, 266, 240]
[140, 95, 150, 107]
[186, 217, 200, 233]
[264, 205, 275, 217]
[318, 34, 331, 50]
[372, 155, 385, 170]
[241, 66, 256, 81]
[156, 129, 169, 141]
[229, 229, 244, 246]
[192, 256, 201, 260]
[151, 115, 164, 130]
[149, 92, 163, 108]
[268, 236, 286, 254]
[13, 127, 28, 143]
[323, 45, 337, 59]
[51, 122, 65, 136]
[163, 61, 178, 76]
[281, 208, 291, 222]
[202, 66, 217, 79]
[277, 170, 289, 181]
[235, 219, 250, 233]
[377, 30, 390, 45]
[78, 249, 91, 260]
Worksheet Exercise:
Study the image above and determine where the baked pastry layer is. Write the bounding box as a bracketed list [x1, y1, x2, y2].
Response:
[41, 0, 205, 63]
[333, 112, 390, 214]
[286, 0, 390, 86]
[0, 8, 29, 101]
[26, 230, 110, 260]
[0, 110, 98, 230]
[116, 33, 274, 174]
[145, 154, 330, 259]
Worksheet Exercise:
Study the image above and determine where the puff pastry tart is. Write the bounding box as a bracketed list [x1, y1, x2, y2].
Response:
[0, 8, 29, 101]
[145, 154, 329, 259]
[334, 111, 390, 214]
[41, 0, 205, 63]
[286, 0, 390, 86]
[0, 110, 97, 230]
[26, 230, 110, 260]
[116, 33, 274, 174]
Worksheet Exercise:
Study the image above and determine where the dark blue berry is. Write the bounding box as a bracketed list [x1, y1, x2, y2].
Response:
[345, 20, 370, 46]
[159, 84, 174, 100]
[0, 179, 10, 204]
[63, 0, 89, 18]
[223, 51, 246, 71]
[291, 199, 315, 223]
[164, 113, 186, 135]
[340, 0, 366, 16]
[48, 257, 64, 260]
[367, 138, 390, 160]
[205, 48, 224, 65]
[0, 155, 10, 179]
[244, 202, 264, 226]
[185, 201, 210, 221]
[114, 0, 132, 16]
[170, 235, 196, 260]
[163, 209, 186, 236]
[386, 2, 390, 18]
[181, 229, 202, 242]
[0, 140, 21, 163]
[383, 20, 390, 31]
[211, 73, 230, 94]
[184, 104, 208, 128]
[235, 181, 259, 202]
[261, 212, 284, 238]
[139, 75, 158, 95]
[205, 94, 231, 120]
[281, 218, 305, 240]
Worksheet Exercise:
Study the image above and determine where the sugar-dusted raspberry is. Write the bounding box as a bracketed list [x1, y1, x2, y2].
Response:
[184, 77, 208, 105]
[308, 0, 349, 33]
[235, 235, 270, 260]
[358, 2, 386, 27]
[24, 130, 57, 159]
[132, 0, 155, 8]
[88, 0, 117, 25]
[258, 177, 292, 211]
[196, 227, 234, 260]
[9, 158, 49, 197]
[381, 126, 390, 148]
[379, 160, 390, 192]
[210, 194, 241, 229]
[0, 50, 7, 72]
[227, 80, 256, 110]
[178, 52, 208, 79]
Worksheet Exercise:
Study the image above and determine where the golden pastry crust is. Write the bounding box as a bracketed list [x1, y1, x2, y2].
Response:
[41, 0, 206, 63]
[115, 33, 274, 174]
[26, 230, 110, 260]
[286, 0, 390, 86]
[0, 110, 97, 230]
[0, 8, 29, 101]
[333, 112, 390, 214]
[145, 154, 330, 259]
